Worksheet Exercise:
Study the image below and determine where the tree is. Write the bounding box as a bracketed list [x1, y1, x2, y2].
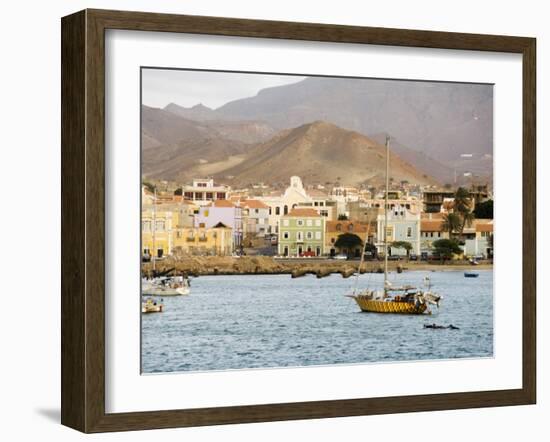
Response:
[391, 241, 413, 260]
[174, 187, 183, 196]
[432, 239, 462, 263]
[454, 187, 476, 239]
[441, 212, 461, 237]
[334, 233, 363, 256]
[143, 181, 156, 193]
[454, 187, 471, 213]
[337, 214, 349, 220]
[474, 199, 493, 219]
[364, 242, 377, 255]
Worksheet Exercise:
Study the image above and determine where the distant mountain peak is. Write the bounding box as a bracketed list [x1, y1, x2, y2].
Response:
[191, 103, 212, 111]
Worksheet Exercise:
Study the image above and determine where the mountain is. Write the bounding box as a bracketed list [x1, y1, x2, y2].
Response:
[164, 102, 218, 121]
[141, 105, 214, 149]
[162, 102, 276, 143]
[141, 105, 253, 180]
[370, 133, 455, 185]
[212, 77, 493, 166]
[214, 121, 438, 187]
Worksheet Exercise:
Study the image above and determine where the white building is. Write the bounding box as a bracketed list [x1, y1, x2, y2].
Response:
[182, 178, 230, 206]
[375, 205, 421, 256]
[258, 176, 313, 234]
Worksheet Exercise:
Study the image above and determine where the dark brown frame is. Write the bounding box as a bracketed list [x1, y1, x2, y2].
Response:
[61, 9, 536, 433]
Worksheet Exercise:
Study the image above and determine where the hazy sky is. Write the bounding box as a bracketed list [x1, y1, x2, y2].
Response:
[142, 69, 306, 109]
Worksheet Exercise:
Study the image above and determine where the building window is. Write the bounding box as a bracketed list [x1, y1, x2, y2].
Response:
[283, 231, 289, 239]
[348, 223, 354, 232]
[269, 207, 272, 215]
[316, 246, 321, 256]
[297, 231, 303, 241]
[284, 205, 289, 215]
[142, 220, 151, 232]
[306, 231, 313, 240]
[336, 223, 342, 231]
[315, 231, 321, 240]
[297, 219, 304, 226]
[206, 192, 213, 200]
[216, 192, 225, 199]
[283, 219, 289, 227]
[275, 207, 280, 215]
[315, 219, 321, 226]
[155, 220, 165, 231]
[283, 246, 289, 256]
[407, 227, 412, 238]
[306, 219, 312, 226]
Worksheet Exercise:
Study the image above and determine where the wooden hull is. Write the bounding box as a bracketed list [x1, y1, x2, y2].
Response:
[353, 297, 428, 314]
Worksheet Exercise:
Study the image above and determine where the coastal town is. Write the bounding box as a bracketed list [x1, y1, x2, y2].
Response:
[139, 70, 495, 372]
[141, 175, 493, 274]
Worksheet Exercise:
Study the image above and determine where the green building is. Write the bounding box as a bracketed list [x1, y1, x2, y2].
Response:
[278, 208, 325, 257]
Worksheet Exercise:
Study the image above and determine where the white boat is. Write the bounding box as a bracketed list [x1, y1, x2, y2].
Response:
[142, 275, 190, 296]
[142, 298, 163, 313]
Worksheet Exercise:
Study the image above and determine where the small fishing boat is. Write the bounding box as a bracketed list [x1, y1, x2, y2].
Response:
[346, 136, 442, 315]
[464, 272, 479, 278]
[141, 298, 163, 313]
[142, 275, 190, 296]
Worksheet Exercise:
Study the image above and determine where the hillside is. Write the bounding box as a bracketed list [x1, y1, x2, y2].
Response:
[214, 121, 438, 187]
[162, 102, 276, 143]
[213, 77, 493, 166]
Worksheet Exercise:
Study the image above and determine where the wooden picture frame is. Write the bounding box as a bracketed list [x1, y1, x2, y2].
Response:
[61, 9, 536, 433]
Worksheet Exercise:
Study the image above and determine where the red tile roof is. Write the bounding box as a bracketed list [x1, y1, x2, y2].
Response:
[241, 199, 269, 209]
[286, 208, 320, 217]
[210, 200, 235, 208]
[476, 222, 493, 233]
[421, 220, 444, 232]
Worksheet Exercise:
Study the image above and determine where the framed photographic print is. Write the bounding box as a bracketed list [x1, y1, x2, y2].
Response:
[61, 9, 536, 433]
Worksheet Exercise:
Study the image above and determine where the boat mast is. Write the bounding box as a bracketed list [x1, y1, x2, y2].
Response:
[354, 215, 373, 294]
[384, 135, 390, 293]
[152, 186, 157, 273]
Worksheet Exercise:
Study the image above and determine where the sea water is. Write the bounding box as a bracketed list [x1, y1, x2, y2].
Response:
[141, 270, 493, 373]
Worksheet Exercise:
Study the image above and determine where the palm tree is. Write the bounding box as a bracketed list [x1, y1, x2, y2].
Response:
[459, 211, 476, 239]
[454, 187, 471, 213]
[454, 187, 476, 240]
[441, 212, 461, 238]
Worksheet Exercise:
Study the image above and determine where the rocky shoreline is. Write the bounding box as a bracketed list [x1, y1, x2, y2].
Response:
[142, 256, 493, 278]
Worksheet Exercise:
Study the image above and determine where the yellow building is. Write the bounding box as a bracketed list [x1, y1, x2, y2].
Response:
[142, 207, 233, 257]
[141, 209, 175, 259]
[172, 223, 233, 256]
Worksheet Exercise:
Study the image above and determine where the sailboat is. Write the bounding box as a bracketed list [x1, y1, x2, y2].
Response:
[347, 136, 442, 314]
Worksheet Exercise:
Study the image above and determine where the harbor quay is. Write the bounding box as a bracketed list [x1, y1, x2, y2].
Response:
[141, 255, 493, 278]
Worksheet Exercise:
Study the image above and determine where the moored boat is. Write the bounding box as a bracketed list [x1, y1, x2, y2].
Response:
[142, 275, 190, 296]
[464, 272, 479, 278]
[142, 298, 163, 313]
[347, 136, 442, 315]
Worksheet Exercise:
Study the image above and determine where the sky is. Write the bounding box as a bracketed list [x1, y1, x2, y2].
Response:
[142, 68, 305, 109]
